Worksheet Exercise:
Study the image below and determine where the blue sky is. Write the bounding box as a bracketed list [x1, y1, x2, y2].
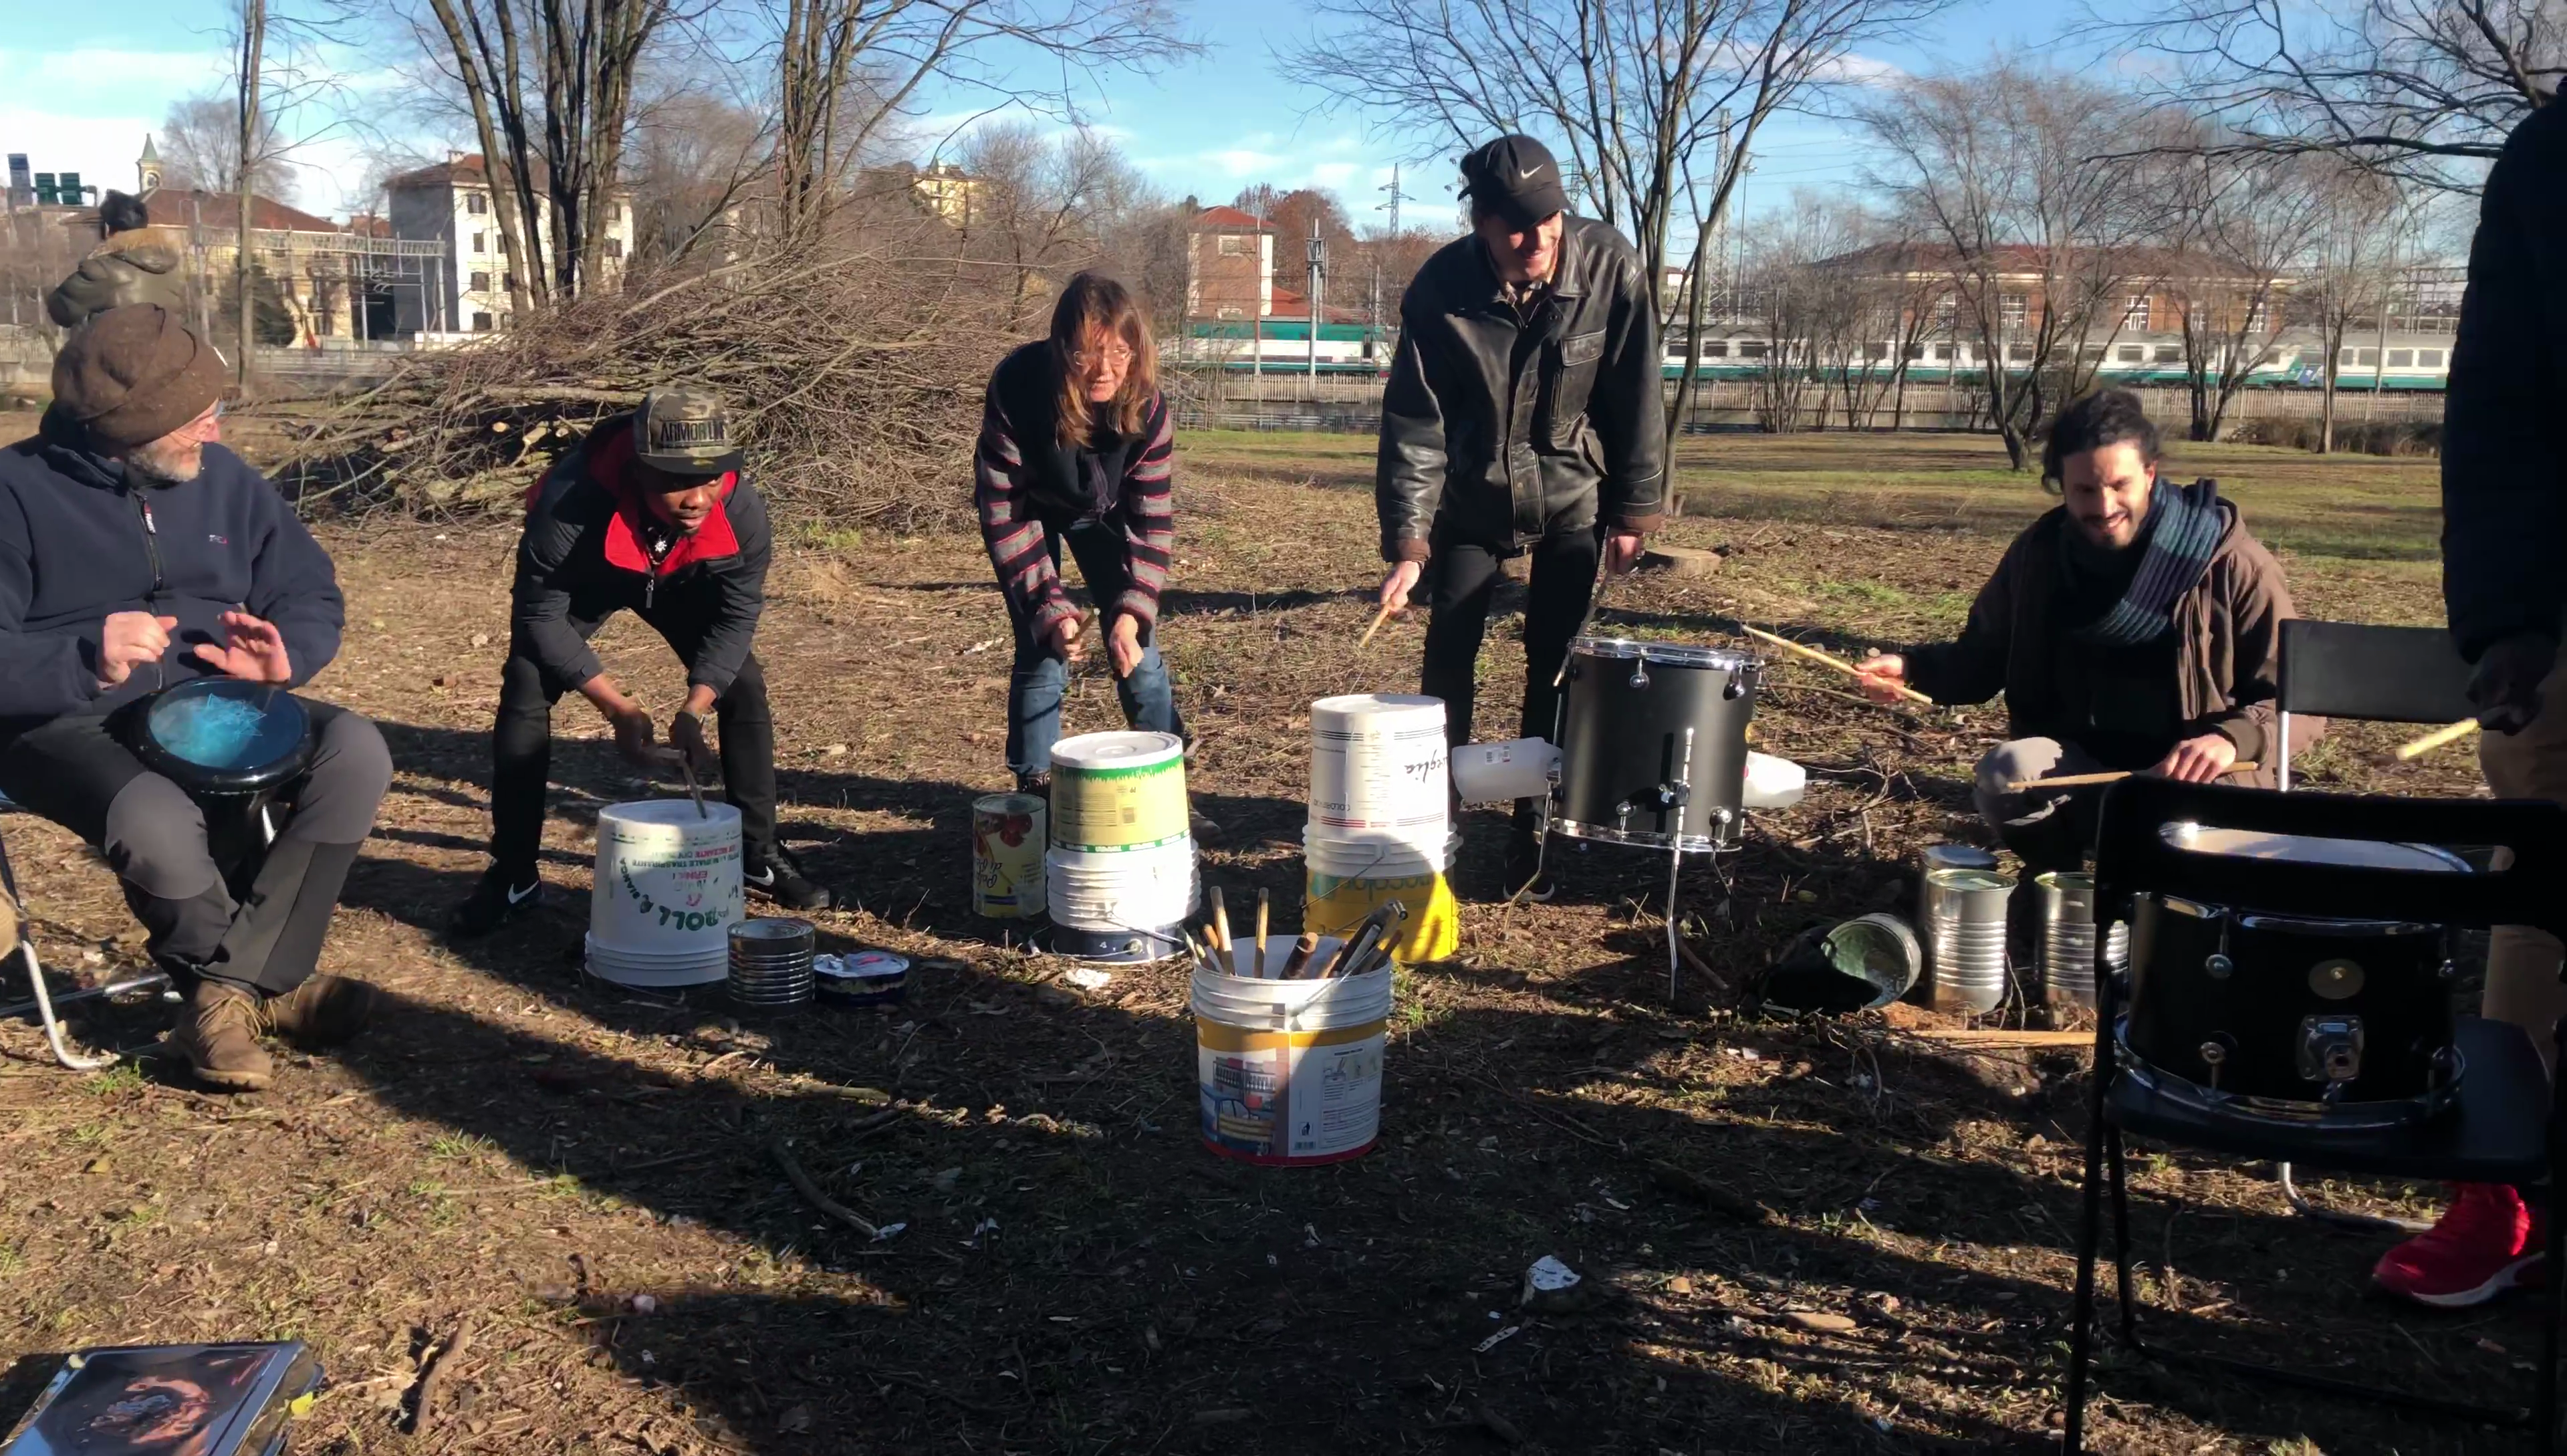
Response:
[9, 0, 2076, 223]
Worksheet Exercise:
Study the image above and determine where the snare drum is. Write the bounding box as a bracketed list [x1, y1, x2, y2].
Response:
[1553, 636, 1759, 851]
[2120, 824, 2470, 1127]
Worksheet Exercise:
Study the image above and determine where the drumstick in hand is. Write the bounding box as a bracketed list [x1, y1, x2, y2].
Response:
[1358, 602, 1396, 649]
[1739, 624, 1935, 706]
[2007, 762, 2262, 792]
[2395, 719, 2481, 761]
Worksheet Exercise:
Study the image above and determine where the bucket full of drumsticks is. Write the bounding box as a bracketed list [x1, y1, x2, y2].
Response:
[1186, 896, 1399, 1166]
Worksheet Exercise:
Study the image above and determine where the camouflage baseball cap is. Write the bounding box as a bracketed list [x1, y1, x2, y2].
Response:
[632, 386, 742, 477]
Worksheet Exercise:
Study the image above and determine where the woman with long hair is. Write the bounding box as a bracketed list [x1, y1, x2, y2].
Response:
[973, 272, 1185, 790]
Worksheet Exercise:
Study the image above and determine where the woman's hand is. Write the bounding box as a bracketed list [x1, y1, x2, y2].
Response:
[1044, 612, 1088, 664]
[1106, 613, 1144, 679]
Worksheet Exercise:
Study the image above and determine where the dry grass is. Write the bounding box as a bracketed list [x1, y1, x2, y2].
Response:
[0, 420, 2508, 1455]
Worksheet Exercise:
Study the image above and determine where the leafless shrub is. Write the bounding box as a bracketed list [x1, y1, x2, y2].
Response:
[264, 209, 1019, 533]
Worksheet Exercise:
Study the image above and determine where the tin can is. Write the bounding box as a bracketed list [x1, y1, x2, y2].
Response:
[971, 792, 1047, 918]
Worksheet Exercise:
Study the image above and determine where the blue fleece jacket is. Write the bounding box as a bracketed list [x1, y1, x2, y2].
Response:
[0, 412, 346, 727]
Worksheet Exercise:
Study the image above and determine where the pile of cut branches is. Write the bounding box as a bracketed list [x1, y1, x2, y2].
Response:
[267, 223, 1017, 532]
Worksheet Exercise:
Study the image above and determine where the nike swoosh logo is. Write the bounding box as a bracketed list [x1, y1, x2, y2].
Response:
[1519, 162, 1548, 180]
[743, 868, 774, 887]
[507, 882, 539, 905]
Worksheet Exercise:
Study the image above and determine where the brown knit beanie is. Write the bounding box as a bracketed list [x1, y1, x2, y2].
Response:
[51, 304, 229, 451]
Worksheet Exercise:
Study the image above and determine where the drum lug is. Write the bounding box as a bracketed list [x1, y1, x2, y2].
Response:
[2438, 958, 2456, 981]
[1723, 671, 1748, 701]
[2203, 953, 2233, 980]
[2430, 1044, 2462, 1088]
[1628, 663, 1651, 689]
[2197, 1038, 2228, 1091]
[2296, 1014, 2364, 1089]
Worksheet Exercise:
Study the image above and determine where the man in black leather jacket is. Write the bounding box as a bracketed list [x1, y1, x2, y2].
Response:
[1372, 134, 1667, 894]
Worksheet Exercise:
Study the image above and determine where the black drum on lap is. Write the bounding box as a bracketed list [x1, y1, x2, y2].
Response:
[1553, 636, 1758, 852]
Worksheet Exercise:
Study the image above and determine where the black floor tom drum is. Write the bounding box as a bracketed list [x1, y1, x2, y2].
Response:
[1554, 636, 1758, 851]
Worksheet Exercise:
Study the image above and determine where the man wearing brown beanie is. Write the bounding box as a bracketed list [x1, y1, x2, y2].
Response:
[0, 304, 392, 1090]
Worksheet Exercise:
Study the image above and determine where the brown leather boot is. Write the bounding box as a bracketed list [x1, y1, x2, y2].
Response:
[170, 981, 271, 1091]
[256, 973, 378, 1047]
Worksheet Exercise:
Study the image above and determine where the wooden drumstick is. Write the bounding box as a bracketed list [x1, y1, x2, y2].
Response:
[2394, 719, 2481, 761]
[1209, 888, 1232, 959]
[1739, 624, 1935, 707]
[2006, 761, 2261, 792]
[1254, 888, 1270, 971]
[1358, 601, 1396, 649]
[1279, 931, 1320, 979]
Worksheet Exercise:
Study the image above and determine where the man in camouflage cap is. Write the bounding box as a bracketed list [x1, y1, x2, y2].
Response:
[453, 385, 837, 934]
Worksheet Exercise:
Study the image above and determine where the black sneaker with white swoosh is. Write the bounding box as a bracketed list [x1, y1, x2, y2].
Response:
[745, 856, 836, 913]
[450, 864, 543, 937]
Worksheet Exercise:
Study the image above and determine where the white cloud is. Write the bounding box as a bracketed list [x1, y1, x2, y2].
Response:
[0, 108, 160, 197]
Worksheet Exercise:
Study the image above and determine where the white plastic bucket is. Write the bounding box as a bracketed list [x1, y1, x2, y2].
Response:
[1743, 751, 1808, 810]
[1451, 737, 1560, 804]
[588, 801, 743, 985]
[1050, 731, 1189, 853]
[1308, 694, 1447, 832]
[1192, 959, 1390, 1165]
[1046, 838, 1198, 931]
[971, 792, 1048, 918]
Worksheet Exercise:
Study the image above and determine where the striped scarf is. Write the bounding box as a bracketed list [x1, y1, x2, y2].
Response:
[2075, 476, 2223, 647]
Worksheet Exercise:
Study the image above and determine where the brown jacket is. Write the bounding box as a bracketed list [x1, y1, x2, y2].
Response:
[1903, 493, 2318, 787]
[45, 228, 189, 328]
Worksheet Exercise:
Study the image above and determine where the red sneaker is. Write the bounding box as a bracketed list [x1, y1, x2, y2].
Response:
[2372, 1183, 2546, 1308]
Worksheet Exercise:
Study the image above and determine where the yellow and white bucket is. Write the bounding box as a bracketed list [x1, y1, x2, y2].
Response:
[970, 792, 1047, 919]
[1194, 943, 1390, 1166]
[1302, 828, 1461, 964]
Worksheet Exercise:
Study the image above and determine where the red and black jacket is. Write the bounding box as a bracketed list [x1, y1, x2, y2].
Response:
[508, 413, 771, 695]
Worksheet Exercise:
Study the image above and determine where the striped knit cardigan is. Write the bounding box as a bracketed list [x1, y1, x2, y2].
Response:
[973, 343, 1175, 643]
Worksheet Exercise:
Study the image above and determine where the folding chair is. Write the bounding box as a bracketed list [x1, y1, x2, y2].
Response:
[0, 799, 172, 1072]
[2274, 618, 2485, 1227]
[2063, 777, 2567, 1452]
[2276, 618, 2477, 791]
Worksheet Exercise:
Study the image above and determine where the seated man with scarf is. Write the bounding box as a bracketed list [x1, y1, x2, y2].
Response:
[1852, 388, 2312, 868]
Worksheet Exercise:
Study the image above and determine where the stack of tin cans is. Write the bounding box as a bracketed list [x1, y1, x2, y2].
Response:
[728, 918, 816, 1010]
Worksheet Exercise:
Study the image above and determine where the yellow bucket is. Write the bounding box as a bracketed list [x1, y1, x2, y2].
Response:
[1304, 868, 1461, 964]
[970, 792, 1046, 918]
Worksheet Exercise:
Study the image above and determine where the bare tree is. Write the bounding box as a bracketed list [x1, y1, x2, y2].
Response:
[1860, 65, 2160, 469]
[2296, 162, 2413, 452]
[626, 89, 769, 263]
[2153, 138, 2332, 441]
[765, 0, 1193, 241]
[2116, 0, 2566, 193]
[1279, 0, 1958, 453]
[158, 95, 302, 200]
[959, 124, 1158, 324]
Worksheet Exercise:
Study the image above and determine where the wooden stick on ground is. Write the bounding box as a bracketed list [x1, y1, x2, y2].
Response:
[2395, 718, 2481, 761]
[2007, 761, 2259, 792]
[406, 1318, 476, 1436]
[1739, 624, 1934, 706]
[1903, 1028, 2096, 1048]
[767, 1138, 880, 1239]
[1357, 602, 1396, 649]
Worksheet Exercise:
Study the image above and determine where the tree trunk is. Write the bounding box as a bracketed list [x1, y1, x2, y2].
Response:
[235, 0, 265, 394]
[424, 0, 537, 320]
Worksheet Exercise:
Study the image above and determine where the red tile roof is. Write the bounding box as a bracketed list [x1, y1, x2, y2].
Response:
[144, 189, 343, 234]
[1192, 205, 1273, 231]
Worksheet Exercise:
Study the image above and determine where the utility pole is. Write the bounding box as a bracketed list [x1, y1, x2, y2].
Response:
[1308, 222, 1327, 384]
[235, 0, 267, 394]
[1377, 164, 1408, 241]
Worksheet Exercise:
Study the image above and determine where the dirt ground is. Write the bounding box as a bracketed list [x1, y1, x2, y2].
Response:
[0, 416, 2530, 1455]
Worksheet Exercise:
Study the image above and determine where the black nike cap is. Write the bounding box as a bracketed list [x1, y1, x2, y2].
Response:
[1459, 134, 1570, 229]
